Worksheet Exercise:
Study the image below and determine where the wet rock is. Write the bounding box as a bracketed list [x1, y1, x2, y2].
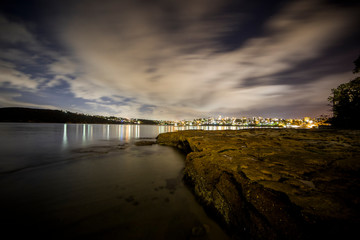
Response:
[191, 225, 206, 237]
[72, 143, 128, 154]
[125, 196, 135, 202]
[157, 129, 360, 240]
[134, 140, 157, 146]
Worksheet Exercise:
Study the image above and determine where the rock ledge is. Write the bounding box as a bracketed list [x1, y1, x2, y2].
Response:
[157, 129, 360, 240]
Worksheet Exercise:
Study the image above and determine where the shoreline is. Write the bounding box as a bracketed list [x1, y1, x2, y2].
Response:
[157, 129, 360, 240]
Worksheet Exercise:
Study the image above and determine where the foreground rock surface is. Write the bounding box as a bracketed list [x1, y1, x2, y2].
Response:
[157, 129, 360, 240]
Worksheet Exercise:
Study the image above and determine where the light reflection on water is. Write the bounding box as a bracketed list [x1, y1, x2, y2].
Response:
[0, 123, 248, 174]
[62, 123, 67, 148]
[61, 124, 176, 148]
[61, 123, 251, 149]
[1, 123, 177, 174]
[0, 123, 230, 239]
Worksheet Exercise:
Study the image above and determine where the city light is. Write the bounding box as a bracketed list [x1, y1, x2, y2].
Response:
[169, 115, 330, 129]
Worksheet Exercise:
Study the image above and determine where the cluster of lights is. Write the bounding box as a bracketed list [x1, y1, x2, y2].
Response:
[170, 116, 330, 129]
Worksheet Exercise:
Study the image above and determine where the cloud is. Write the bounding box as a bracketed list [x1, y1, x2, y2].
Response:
[0, 60, 39, 90]
[138, 104, 156, 115]
[1, 0, 359, 119]
[48, 57, 80, 76]
[0, 91, 57, 109]
[232, 0, 355, 82]
[0, 15, 38, 45]
[0, 14, 66, 91]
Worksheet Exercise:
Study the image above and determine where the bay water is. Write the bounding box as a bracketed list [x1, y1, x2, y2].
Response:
[0, 123, 230, 239]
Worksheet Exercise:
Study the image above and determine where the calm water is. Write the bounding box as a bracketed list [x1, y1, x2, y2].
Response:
[0, 123, 229, 239]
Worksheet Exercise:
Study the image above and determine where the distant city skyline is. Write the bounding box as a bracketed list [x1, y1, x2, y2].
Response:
[0, 107, 328, 130]
[1, 0, 359, 120]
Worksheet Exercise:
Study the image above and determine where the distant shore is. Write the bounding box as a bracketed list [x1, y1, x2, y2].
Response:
[0, 107, 159, 125]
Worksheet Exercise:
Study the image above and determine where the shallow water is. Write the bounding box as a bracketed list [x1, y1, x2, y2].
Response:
[0, 123, 229, 239]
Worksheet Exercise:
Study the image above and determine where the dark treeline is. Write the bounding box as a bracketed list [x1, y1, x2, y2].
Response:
[0, 107, 154, 124]
[328, 55, 360, 129]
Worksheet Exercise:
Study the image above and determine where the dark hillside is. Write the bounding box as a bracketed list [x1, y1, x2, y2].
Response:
[0, 107, 124, 124]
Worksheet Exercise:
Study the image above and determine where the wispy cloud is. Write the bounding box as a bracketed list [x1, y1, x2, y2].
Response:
[0, 91, 58, 109]
[0, 60, 39, 90]
[0, 0, 359, 119]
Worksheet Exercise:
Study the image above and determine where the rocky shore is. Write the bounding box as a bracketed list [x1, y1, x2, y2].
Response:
[157, 129, 360, 240]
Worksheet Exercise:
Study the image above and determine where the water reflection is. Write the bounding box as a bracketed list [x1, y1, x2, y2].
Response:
[63, 124, 67, 148]
[82, 124, 86, 143]
[119, 125, 123, 140]
[0, 123, 230, 239]
[61, 124, 177, 149]
[61, 124, 249, 149]
[135, 125, 140, 138]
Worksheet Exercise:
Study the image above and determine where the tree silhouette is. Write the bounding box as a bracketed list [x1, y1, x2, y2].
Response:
[328, 56, 360, 128]
[353, 55, 360, 73]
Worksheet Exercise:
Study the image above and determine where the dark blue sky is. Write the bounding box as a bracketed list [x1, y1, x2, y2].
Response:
[1, 0, 359, 120]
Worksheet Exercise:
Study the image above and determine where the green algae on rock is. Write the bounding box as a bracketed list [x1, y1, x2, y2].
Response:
[157, 129, 360, 240]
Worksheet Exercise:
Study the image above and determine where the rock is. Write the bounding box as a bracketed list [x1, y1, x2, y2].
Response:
[157, 129, 360, 240]
[134, 140, 157, 146]
[191, 225, 207, 237]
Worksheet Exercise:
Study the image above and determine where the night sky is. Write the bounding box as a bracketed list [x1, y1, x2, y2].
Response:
[1, 0, 359, 120]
